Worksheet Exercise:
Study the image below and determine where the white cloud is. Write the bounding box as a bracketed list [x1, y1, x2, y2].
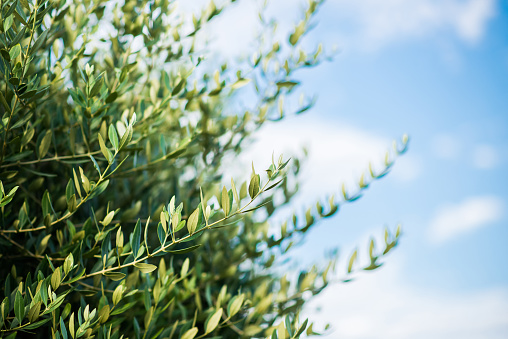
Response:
[305, 259, 508, 339]
[428, 196, 504, 244]
[328, 0, 496, 50]
[454, 0, 496, 42]
[472, 144, 500, 169]
[181, 0, 497, 60]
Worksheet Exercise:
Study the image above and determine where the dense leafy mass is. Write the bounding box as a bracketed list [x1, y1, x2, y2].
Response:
[0, 0, 408, 338]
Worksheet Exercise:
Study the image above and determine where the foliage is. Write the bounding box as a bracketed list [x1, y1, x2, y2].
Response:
[0, 0, 408, 338]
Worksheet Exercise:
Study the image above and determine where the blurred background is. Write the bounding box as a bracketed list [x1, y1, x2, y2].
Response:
[182, 0, 508, 338]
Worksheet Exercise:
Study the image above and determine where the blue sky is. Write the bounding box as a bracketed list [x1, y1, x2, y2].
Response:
[185, 0, 508, 337]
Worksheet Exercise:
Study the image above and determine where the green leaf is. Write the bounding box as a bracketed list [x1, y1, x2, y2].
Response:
[41, 293, 68, 315]
[3, 15, 13, 33]
[5, 3, 16, 20]
[13, 10, 28, 27]
[221, 186, 230, 216]
[89, 76, 103, 97]
[134, 263, 157, 273]
[65, 179, 74, 202]
[241, 199, 272, 214]
[205, 309, 222, 334]
[276, 80, 299, 90]
[23, 316, 52, 329]
[19, 89, 37, 100]
[72, 169, 82, 198]
[244, 325, 262, 336]
[294, 319, 308, 337]
[231, 178, 240, 206]
[101, 211, 114, 226]
[64, 268, 85, 284]
[67, 194, 77, 213]
[369, 238, 375, 260]
[8, 44, 21, 60]
[175, 219, 186, 232]
[118, 126, 132, 150]
[0, 49, 10, 62]
[248, 174, 260, 199]
[187, 207, 199, 234]
[68, 88, 86, 107]
[348, 250, 357, 274]
[19, 0, 29, 10]
[279, 158, 291, 170]
[98, 133, 112, 162]
[69, 313, 75, 338]
[227, 294, 244, 317]
[64, 253, 74, 275]
[88, 179, 109, 199]
[364, 262, 382, 271]
[112, 285, 124, 306]
[27, 301, 41, 323]
[37, 234, 51, 255]
[265, 179, 284, 192]
[181, 327, 198, 339]
[60, 316, 68, 339]
[231, 78, 250, 89]
[165, 244, 201, 254]
[285, 316, 294, 338]
[78, 167, 90, 194]
[42, 191, 53, 217]
[131, 219, 141, 258]
[171, 78, 186, 96]
[14, 290, 24, 324]
[1, 297, 9, 327]
[30, 30, 49, 56]
[180, 258, 189, 277]
[89, 154, 101, 175]
[51, 267, 61, 290]
[103, 272, 126, 281]
[108, 125, 119, 151]
[0, 91, 11, 113]
[110, 302, 138, 316]
[9, 77, 19, 86]
[171, 212, 181, 234]
[38, 130, 52, 158]
[289, 21, 305, 46]
[105, 92, 117, 103]
[98, 304, 110, 324]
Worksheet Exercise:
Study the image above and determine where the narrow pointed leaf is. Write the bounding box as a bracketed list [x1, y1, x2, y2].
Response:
[134, 263, 157, 274]
[131, 219, 141, 258]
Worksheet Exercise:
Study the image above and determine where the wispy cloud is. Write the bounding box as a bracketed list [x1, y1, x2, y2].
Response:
[185, 0, 497, 62]
[305, 259, 508, 339]
[428, 196, 504, 243]
[327, 0, 496, 50]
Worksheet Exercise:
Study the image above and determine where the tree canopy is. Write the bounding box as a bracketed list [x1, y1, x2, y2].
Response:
[0, 0, 408, 338]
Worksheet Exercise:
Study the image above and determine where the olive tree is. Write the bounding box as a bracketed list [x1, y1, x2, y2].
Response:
[0, 0, 408, 338]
